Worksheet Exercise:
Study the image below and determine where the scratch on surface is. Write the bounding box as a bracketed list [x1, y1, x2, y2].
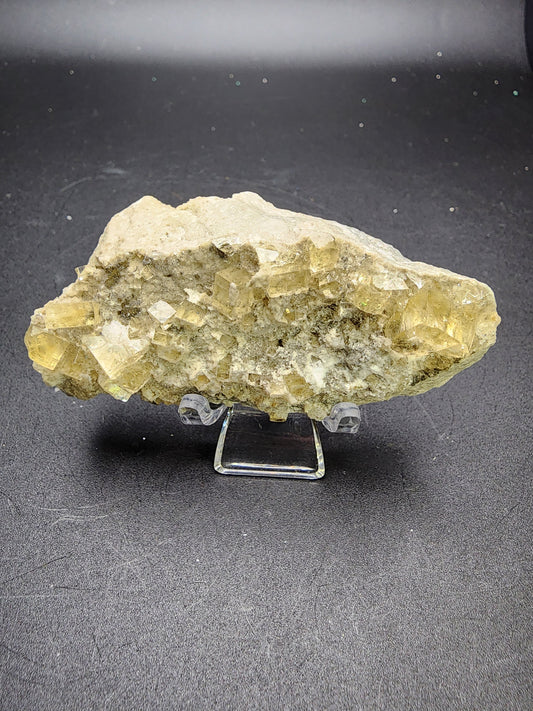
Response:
[101, 166, 128, 176]
[492, 502, 521, 542]
[1, 668, 45, 687]
[414, 397, 440, 437]
[51, 513, 112, 527]
[0, 489, 19, 516]
[0, 553, 72, 586]
[30, 497, 126, 512]
[0, 593, 76, 600]
[92, 632, 102, 661]
[414, 396, 454, 441]
[0, 416, 14, 452]
[59, 168, 126, 194]
[59, 176, 94, 193]
[106, 544, 150, 590]
[0, 641, 40, 666]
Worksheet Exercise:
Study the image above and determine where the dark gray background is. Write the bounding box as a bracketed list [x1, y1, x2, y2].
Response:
[1, 2, 532, 709]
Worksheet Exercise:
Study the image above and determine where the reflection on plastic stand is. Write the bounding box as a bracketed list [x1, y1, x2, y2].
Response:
[178, 394, 360, 479]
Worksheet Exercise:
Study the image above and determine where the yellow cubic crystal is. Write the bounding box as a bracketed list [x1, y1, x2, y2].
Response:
[319, 276, 343, 300]
[309, 240, 339, 272]
[284, 373, 314, 400]
[58, 345, 97, 380]
[24, 330, 69, 370]
[173, 301, 206, 328]
[350, 279, 393, 315]
[266, 269, 310, 298]
[43, 300, 99, 329]
[216, 354, 232, 380]
[84, 321, 149, 379]
[156, 343, 183, 363]
[213, 267, 254, 315]
[148, 299, 176, 324]
[98, 360, 151, 401]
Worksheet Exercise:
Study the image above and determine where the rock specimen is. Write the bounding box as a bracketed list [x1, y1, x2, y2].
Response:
[25, 192, 500, 421]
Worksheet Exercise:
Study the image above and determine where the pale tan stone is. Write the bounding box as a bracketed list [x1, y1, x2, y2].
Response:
[25, 192, 500, 420]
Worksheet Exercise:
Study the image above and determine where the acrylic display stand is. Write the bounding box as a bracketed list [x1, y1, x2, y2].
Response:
[178, 394, 361, 479]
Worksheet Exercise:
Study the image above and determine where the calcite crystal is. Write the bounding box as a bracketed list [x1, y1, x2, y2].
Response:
[25, 192, 500, 421]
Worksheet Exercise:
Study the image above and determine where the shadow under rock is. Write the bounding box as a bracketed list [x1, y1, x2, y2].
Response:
[89, 408, 221, 483]
[88, 404, 422, 503]
[321, 425, 421, 494]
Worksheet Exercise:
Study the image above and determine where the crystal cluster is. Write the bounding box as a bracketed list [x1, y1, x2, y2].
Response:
[25, 192, 500, 421]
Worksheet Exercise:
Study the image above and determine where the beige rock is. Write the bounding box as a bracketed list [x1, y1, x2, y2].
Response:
[25, 192, 500, 420]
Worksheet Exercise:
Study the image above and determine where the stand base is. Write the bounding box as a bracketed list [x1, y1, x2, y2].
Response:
[178, 394, 360, 479]
[214, 404, 325, 479]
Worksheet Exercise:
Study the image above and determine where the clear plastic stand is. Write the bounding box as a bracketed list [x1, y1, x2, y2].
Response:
[178, 394, 360, 480]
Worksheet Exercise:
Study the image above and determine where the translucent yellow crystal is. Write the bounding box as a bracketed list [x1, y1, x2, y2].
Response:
[156, 343, 183, 363]
[98, 360, 151, 401]
[284, 373, 314, 400]
[216, 354, 232, 380]
[148, 299, 176, 324]
[58, 344, 97, 380]
[173, 301, 206, 328]
[43, 300, 99, 329]
[213, 267, 254, 315]
[25, 330, 68, 370]
[266, 268, 310, 298]
[84, 321, 149, 379]
[309, 240, 339, 272]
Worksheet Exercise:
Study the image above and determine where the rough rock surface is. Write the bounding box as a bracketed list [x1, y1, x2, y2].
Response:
[25, 192, 500, 420]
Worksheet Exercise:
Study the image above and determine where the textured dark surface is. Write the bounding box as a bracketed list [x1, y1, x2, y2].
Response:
[1, 59, 532, 710]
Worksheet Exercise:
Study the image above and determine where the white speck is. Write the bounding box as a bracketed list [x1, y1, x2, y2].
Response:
[151, 76, 157, 82]
[68, 69, 74, 75]
[494, 79, 499, 85]
[361, 97, 367, 103]
[358, 122, 364, 128]
[229, 73, 234, 79]
[436, 50, 443, 57]
[524, 166, 529, 171]
[391, 76, 397, 83]
[210, 126, 216, 132]
[170, 433, 174, 436]
[5, 193, 11, 198]
[435, 74, 441, 80]
[47, 107, 53, 112]
[449, 206, 456, 212]
[142, 436, 146, 440]
[443, 137, 449, 143]
[473, 90, 478, 96]
[66, 214, 72, 221]
[242, 532, 247, 537]
[410, 528, 414, 531]
[262, 77, 268, 84]
[196, 558, 200, 562]
[392, 208, 398, 214]
[79, 404, 83, 407]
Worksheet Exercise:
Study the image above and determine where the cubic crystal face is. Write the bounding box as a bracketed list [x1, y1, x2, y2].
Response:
[25, 192, 500, 421]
